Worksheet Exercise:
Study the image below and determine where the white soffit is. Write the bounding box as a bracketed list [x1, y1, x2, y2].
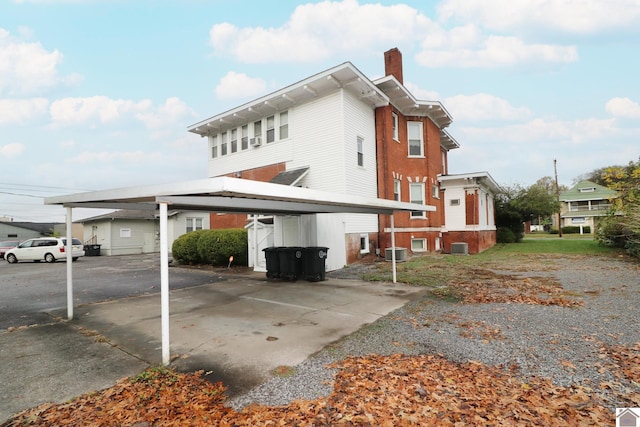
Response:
[45, 177, 435, 215]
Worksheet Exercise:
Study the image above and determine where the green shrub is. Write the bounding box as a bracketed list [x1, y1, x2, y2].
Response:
[197, 228, 248, 266]
[496, 227, 517, 243]
[172, 229, 208, 264]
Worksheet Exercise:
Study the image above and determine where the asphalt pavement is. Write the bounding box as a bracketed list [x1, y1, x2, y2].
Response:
[0, 254, 426, 422]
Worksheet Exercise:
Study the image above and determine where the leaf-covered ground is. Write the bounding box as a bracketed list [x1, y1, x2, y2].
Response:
[8, 346, 639, 426]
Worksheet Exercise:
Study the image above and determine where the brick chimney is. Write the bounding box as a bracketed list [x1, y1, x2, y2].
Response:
[384, 48, 403, 84]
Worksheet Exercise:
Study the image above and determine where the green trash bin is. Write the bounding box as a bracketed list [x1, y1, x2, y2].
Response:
[303, 247, 329, 282]
[279, 247, 304, 281]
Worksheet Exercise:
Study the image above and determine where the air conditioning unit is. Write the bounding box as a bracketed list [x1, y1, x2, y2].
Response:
[385, 247, 408, 262]
[450, 242, 468, 255]
[250, 137, 262, 146]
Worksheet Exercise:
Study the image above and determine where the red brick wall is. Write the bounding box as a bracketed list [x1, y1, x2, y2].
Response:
[384, 48, 403, 84]
[209, 163, 287, 229]
[442, 230, 496, 254]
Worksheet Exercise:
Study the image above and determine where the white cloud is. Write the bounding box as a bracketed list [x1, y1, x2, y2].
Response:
[404, 82, 440, 101]
[215, 71, 267, 100]
[49, 96, 151, 126]
[437, 0, 640, 34]
[0, 142, 25, 158]
[417, 33, 578, 68]
[136, 97, 196, 135]
[605, 97, 640, 119]
[444, 94, 532, 122]
[0, 98, 49, 124]
[59, 139, 76, 149]
[0, 28, 65, 95]
[209, 0, 434, 63]
[66, 150, 152, 164]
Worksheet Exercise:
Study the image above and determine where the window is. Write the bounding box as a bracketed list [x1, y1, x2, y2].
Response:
[579, 187, 596, 193]
[279, 111, 288, 139]
[241, 125, 248, 150]
[266, 115, 275, 143]
[392, 112, 399, 141]
[360, 234, 370, 254]
[411, 238, 426, 252]
[230, 128, 238, 153]
[432, 184, 439, 199]
[221, 132, 228, 156]
[393, 179, 401, 201]
[186, 217, 203, 233]
[357, 136, 364, 167]
[211, 135, 218, 158]
[408, 122, 423, 157]
[253, 120, 262, 140]
[450, 199, 460, 206]
[120, 228, 131, 238]
[410, 182, 425, 218]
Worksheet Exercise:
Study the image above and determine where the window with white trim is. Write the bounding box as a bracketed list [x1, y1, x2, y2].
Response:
[410, 182, 425, 218]
[393, 179, 401, 201]
[432, 184, 439, 199]
[241, 125, 248, 150]
[279, 111, 288, 140]
[211, 135, 218, 158]
[411, 238, 426, 252]
[253, 120, 262, 139]
[450, 199, 460, 206]
[357, 136, 364, 167]
[230, 128, 238, 153]
[186, 217, 203, 233]
[360, 234, 370, 254]
[392, 112, 399, 141]
[266, 115, 275, 143]
[221, 132, 228, 156]
[408, 121, 423, 157]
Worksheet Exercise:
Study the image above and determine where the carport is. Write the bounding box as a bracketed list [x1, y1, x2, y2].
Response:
[45, 176, 434, 365]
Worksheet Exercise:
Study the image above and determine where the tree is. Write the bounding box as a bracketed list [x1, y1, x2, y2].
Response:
[573, 167, 612, 186]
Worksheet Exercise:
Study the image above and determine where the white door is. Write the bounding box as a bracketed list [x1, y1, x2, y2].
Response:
[250, 219, 274, 272]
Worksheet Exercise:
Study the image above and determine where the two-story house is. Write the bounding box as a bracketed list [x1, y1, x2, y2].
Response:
[559, 180, 619, 233]
[188, 48, 498, 271]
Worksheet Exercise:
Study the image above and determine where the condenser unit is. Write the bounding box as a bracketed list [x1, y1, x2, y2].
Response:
[450, 242, 469, 255]
[385, 247, 408, 262]
[249, 137, 262, 146]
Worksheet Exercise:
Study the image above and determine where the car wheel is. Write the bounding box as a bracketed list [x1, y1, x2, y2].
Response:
[45, 253, 56, 263]
[72, 257, 78, 261]
[6, 254, 17, 264]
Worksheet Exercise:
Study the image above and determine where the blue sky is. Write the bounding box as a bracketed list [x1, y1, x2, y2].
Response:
[1, 0, 639, 222]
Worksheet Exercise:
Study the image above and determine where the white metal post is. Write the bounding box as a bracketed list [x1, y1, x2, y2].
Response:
[159, 202, 170, 365]
[253, 215, 258, 269]
[66, 207, 74, 320]
[391, 214, 397, 283]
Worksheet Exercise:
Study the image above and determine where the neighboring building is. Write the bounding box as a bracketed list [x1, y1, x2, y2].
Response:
[188, 48, 497, 271]
[559, 180, 619, 233]
[80, 209, 210, 255]
[0, 221, 60, 241]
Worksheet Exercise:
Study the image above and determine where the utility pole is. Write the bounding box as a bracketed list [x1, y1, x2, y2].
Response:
[554, 159, 563, 237]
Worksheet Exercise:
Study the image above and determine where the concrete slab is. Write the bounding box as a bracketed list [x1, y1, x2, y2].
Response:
[72, 273, 426, 396]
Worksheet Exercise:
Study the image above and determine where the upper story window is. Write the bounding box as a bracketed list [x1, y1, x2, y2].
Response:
[410, 182, 426, 218]
[230, 128, 238, 153]
[211, 135, 218, 158]
[241, 125, 248, 150]
[253, 120, 262, 140]
[279, 111, 288, 139]
[392, 112, 399, 141]
[221, 132, 228, 156]
[432, 184, 439, 199]
[393, 179, 401, 201]
[408, 121, 423, 157]
[266, 116, 275, 143]
[357, 136, 364, 167]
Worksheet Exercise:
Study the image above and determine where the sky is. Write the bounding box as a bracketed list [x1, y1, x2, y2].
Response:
[1, 0, 639, 223]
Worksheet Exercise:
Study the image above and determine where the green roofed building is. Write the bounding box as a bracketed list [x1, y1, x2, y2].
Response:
[559, 180, 620, 233]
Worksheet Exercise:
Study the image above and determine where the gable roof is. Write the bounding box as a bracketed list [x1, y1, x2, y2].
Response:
[79, 209, 158, 222]
[269, 167, 309, 186]
[0, 221, 59, 234]
[560, 180, 617, 202]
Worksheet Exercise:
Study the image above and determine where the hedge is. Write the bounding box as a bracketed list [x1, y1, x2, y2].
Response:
[172, 229, 248, 266]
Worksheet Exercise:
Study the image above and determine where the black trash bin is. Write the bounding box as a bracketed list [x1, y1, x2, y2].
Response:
[263, 246, 282, 279]
[278, 247, 304, 281]
[84, 244, 101, 256]
[303, 246, 329, 282]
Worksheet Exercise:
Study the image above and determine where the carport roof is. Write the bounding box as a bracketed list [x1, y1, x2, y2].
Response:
[44, 176, 435, 215]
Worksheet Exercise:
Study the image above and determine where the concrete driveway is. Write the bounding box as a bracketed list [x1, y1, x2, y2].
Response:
[1, 259, 425, 422]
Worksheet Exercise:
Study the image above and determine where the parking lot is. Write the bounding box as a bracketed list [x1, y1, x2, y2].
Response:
[0, 253, 426, 422]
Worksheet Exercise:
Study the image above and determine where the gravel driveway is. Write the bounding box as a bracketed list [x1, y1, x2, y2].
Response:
[229, 255, 639, 410]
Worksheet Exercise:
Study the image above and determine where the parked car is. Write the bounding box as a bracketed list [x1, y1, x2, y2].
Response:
[5, 237, 85, 264]
[0, 240, 20, 259]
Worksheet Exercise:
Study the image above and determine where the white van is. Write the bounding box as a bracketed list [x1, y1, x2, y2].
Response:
[5, 237, 85, 264]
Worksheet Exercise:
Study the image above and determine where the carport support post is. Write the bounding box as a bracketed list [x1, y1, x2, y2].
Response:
[160, 202, 170, 366]
[66, 207, 74, 320]
[391, 214, 397, 283]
